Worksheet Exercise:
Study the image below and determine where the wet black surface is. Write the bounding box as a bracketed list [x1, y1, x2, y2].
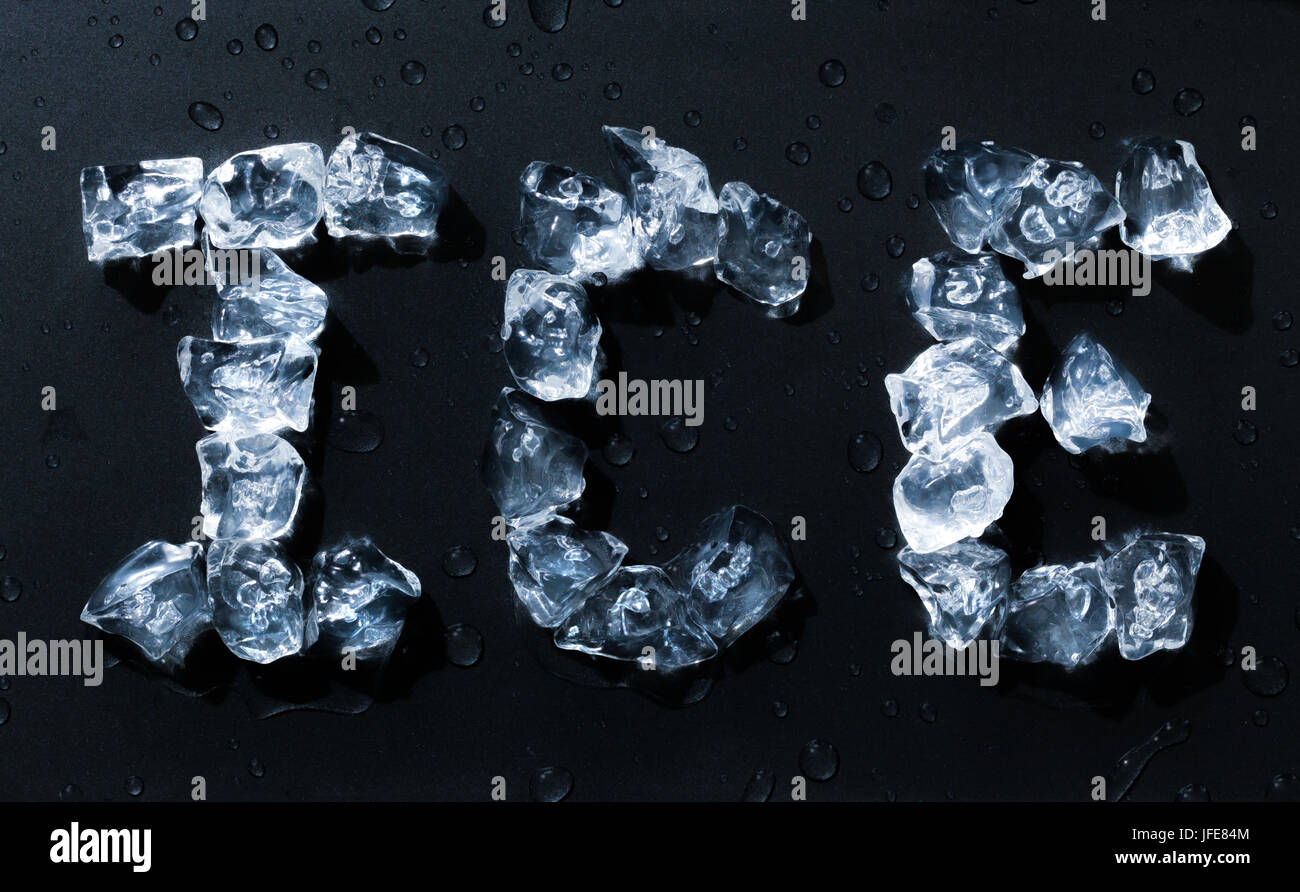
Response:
[0, 0, 1296, 801]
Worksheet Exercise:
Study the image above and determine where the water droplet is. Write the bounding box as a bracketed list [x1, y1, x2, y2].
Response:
[108, 33, 123, 49]
[470, 96, 486, 112]
[188, 101, 224, 131]
[881, 698, 899, 717]
[818, 58, 846, 87]
[772, 700, 789, 718]
[45, 454, 60, 469]
[733, 136, 747, 151]
[919, 701, 938, 723]
[528, 0, 572, 33]
[282, 57, 296, 70]
[400, 60, 427, 85]
[227, 38, 244, 55]
[837, 196, 853, 213]
[362, 0, 396, 10]
[602, 433, 635, 466]
[248, 758, 265, 778]
[175, 18, 198, 41]
[552, 62, 573, 81]
[603, 82, 622, 100]
[798, 739, 839, 781]
[1233, 419, 1258, 446]
[441, 545, 478, 578]
[1266, 773, 1300, 800]
[785, 141, 810, 166]
[264, 124, 280, 140]
[408, 347, 430, 368]
[1175, 783, 1210, 802]
[861, 273, 880, 292]
[59, 784, 83, 801]
[327, 411, 385, 453]
[0, 577, 22, 603]
[125, 776, 144, 797]
[1106, 297, 1125, 316]
[885, 235, 906, 258]
[529, 766, 573, 801]
[658, 418, 700, 453]
[305, 68, 329, 90]
[1280, 349, 1299, 368]
[1252, 708, 1269, 727]
[1132, 68, 1155, 94]
[1260, 201, 1278, 220]
[307, 40, 322, 54]
[1173, 88, 1204, 116]
[874, 102, 898, 124]
[848, 431, 883, 472]
[255, 24, 279, 51]
[1272, 310, 1293, 331]
[742, 769, 776, 802]
[442, 125, 467, 150]
[857, 161, 892, 200]
[444, 623, 484, 667]
[1243, 655, 1288, 696]
[875, 527, 897, 549]
[805, 114, 821, 131]
[1088, 120, 1106, 139]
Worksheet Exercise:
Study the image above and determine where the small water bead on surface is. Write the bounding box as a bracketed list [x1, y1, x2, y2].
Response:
[893, 433, 1014, 554]
[444, 623, 483, 667]
[857, 161, 892, 201]
[785, 142, 811, 166]
[1175, 783, 1211, 803]
[1242, 655, 1289, 697]
[210, 244, 328, 343]
[481, 387, 588, 525]
[304, 68, 329, 90]
[309, 536, 421, 660]
[1115, 138, 1230, 271]
[742, 769, 776, 802]
[657, 417, 699, 453]
[529, 766, 574, 802]
[1132, 68, 1155, 94]
[664, 505, 795, 645]
[502, 270, 601, 402]
[1040, 332, 1150, 455]
[885, 337, 1038, 459]
[1260, 201, 1278, 219]
[602, 432, 635, 466]
[818, 58, 846, 87]
[175, 17, 198, 40]
[798, 739, 839, 781]
[507, 515, 627, 627]
[199, 143, 325, 249]
[442, 126, 467, 151]
[519, 160, 643, 284]
[1088, 121, 1106, 140]
[1232, 419, 1258, 446]
[81, 541, 211, 665]
[848, 431, 882, 472]
[906, 252, 1025, 352]
[554, 565, 718, 670]
[441, 545, 478, 578]
[714, 181, 811, 311]
[187, 102, 224, 132]
[603, 125, 720, 270]
[988, 157, 1126, 278]
[1173, 88, 1204, 116]
[1273, 310, 1293, 331]
[897, 538, 1010, 648]
[0, 576, 20, 602]
[1001, 562, 1113, 667]
[196, 432, 304, 540]
[207, 539, 317, 664]
[1099, 532, 1205, 660]
[923, 140, 1036, 253]
[178, 334, 319, 434]
[322, 132, 449, 250]
[79, 157, 203, 262]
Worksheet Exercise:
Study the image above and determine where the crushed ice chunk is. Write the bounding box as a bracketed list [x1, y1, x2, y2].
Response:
[309, 536, 422, 660]
[893, 432, 1015, 554]
[1040, 331, 1151, 454]
[714, 181, 811, 311]
[481, 387, 588, 525]
[211, 244, 328, 343]
[196, 432, 305, 540]
[897, 538, 1011, 648]
[207, 539, 317, 664]
[177, 334, 318, 434]
[323, 131, 450, 250]
[502, 269, 602, 401]
[1116, 137, 1230, 272]
[507, 515, 627, 627]
[80, 158, 204, 263]
[907, 251, 1025, 352]
[1002, 562, 1114, 667]
[199, 143, 326, 250]
[924, 141, 1036, 253]
[519, 160, 644, 283]
[1099, 532, 1205, 660]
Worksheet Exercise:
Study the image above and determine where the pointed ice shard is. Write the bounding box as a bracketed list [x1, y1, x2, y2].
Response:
[897, 538, 1011, 649]
[502, 269, 602, 401]
[81, 540, 211, 665]
[178, 334, 318, 434]
[309, 537, 422, 660]
[207, 539, 317, 664]
[196, 432, 305, 540]
[885, 337, 1038, 459]
[924, 141, 1036, 253]
[893, 433, 1014, 554]
[603, 125, 720, 270]
[554, 565, 718, 671]
[211, 245, 328, 343]
[507, 515, 627, 627]
[80, 158, 204, 262]
[1040, 332, 1151, 454]
[988, 158, 1126, 277]
[519, 161, 644, 283]
[481, 388, 588, 525]
[1002, 562, 1114, 667]
[714, 181, 811, 311]
[1116, 138, 1230, 271]
[907, 252, 1025, 352]
[1099, 532, 1205, 660]
[323, 131, 450, 249]
[199, 143, 326, 250]
[664, 505, 794, 645]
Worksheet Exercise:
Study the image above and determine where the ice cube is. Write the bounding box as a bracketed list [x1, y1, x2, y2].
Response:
[897, 538, 1011, 648]
[481, 388, 588, 525]
[199, 143, 325, 250]
[1002, 562, 1114, 667]
[502, 269, 602, 401]
[518, 160, 644, 283]
[893, 432, 1015, 554]
[1116, 137, 1231, 271]
[207, 539, 317, 664]
[80, 157, 204, 263]
[1040, 332, 1151, 454]
[196, 432, 305, 540]
[506, 515, 627, 627]
[323, 131, 450, 250]
[178, 334, 318, 434]
[714, 181, 811, 311]
[907, 252, 1025, 352]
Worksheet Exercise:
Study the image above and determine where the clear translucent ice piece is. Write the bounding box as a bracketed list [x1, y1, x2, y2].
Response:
[1040, 332, 1151, 454]
[603, 125, 719, 270]
[507, 515, 627, 627]
[893, 432, 1015, 554]
[989, 157, 1127, 278]
[1116, 137, 1230, 271]
[199, 143, 325, 250]
[1099, 532, 1205, 661]
[885, 337, 1038, 459]
[81, 540, 211, 664]
[664, 505, 795, 645]
[1002, 562, 1114, 667]
[323, 131, 449, 248]
[907, 252, 1026, 352]
[178, 334, 318, 434]
[309, 537, 422, 659]
[481, 387, 588, 524]
[897, 538, 1010, 648]
[554, 565, 718, 670]
[714, 181, 811, 310]
[519, 160, 643, 283]
[212, 244, 328, 343]
[923, 141, 1036, 253]
[207, 539, 317, 664]
[502, 270, 602, 401]
[80, 157, 203, 262]
[196, 432, 305, 540]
